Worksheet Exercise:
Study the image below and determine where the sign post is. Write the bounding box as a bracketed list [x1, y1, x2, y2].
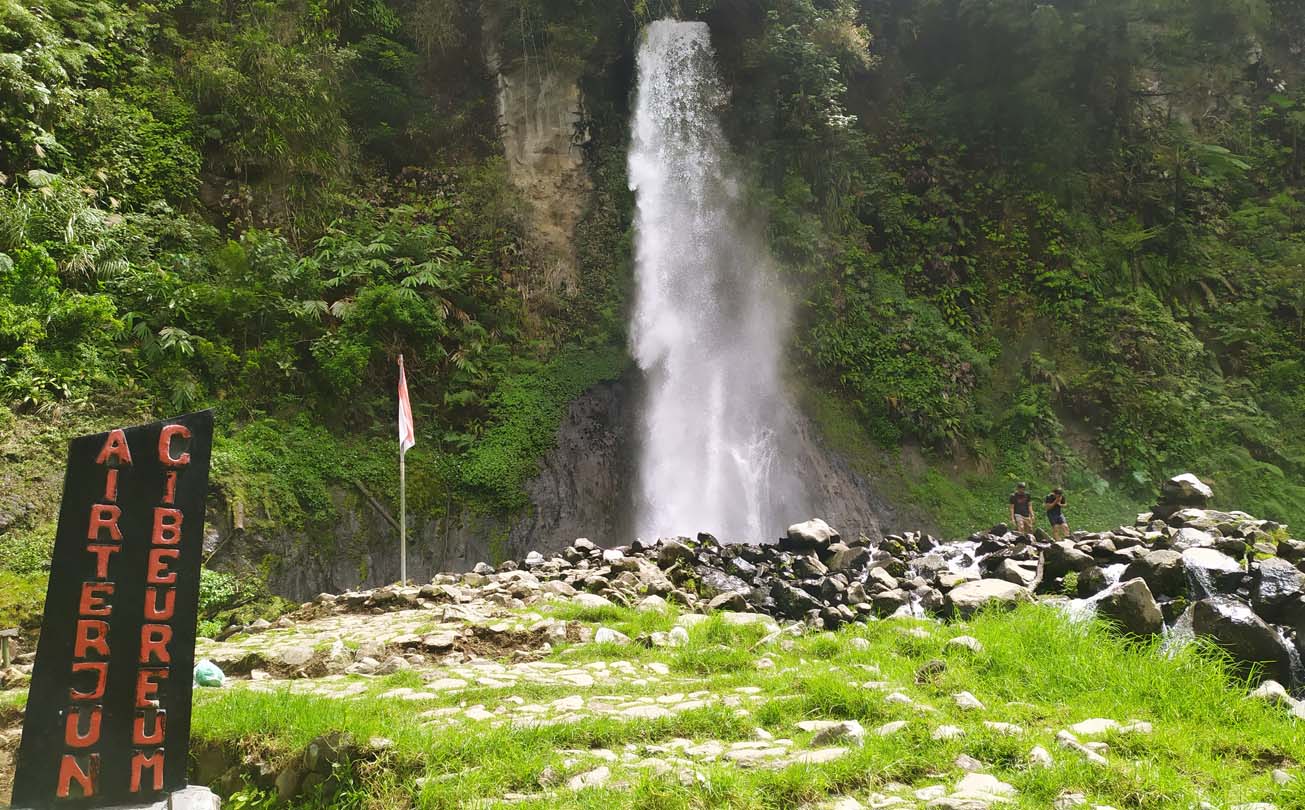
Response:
[11, 411, 214, 809]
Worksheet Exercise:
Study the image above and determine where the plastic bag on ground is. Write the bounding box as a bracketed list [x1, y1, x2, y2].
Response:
[193, 659, 225, 687]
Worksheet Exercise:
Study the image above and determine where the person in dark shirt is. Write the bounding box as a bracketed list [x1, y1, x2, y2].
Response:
[1045, 487, 1069, 540]
[1008, 482, 1034, 534]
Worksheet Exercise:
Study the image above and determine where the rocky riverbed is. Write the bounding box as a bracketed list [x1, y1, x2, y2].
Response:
[3, 474, 1304, 809]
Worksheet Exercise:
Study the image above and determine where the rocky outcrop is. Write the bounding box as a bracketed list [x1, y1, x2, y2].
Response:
[481, 8, 590, 297]
[1095, 579, 1163, 637]
[1192, 597, 1296, 684]
[208, 374, 908, 600]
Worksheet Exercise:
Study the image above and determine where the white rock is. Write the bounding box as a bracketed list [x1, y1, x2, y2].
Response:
[638, 595, 669, 611]
[1069, 718, 1120, 736]
[551, 695, 585, 711]
[1249, 680, 1295, 707]
[464, 706, 494, 721]
[954, 754, 985, 772]
[1029, 746, 1053, 767]
[566, 766, 611, 790]
[850, 637, 871, 651]
[812, 720, 866, 747]
[572, 593, 615, 609]
[541, 580, 577, 597]
[1272, 769, 1293, 785]
[594, 627, 630, 645]
[954, 772, 1017, 798]
[914, 786, 948, 801]
[1055, 793, 1087, 809]
[953, 691, 985, 711]
[982, 722, 1024, 736]
[885, 692, 913, 705]
[797, 720, 842, 732]
[793, 747, 849, 764]
[669, 626, 691, 647]
[876, 720, 910, 736]
[623, 705, 673, 720]
[931, 725, 965, 740]
[946, 636, 984, 653]
[524, 551, 546, 566]
[1057, 730, 1108, 766]
[167, 786, 223, 810]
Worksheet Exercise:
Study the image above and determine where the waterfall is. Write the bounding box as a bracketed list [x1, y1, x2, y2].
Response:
[628, 20, 807, 541]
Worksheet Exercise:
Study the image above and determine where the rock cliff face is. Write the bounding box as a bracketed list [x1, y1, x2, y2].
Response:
[481, 9, 590, 298]
[208, 374, 904, 601]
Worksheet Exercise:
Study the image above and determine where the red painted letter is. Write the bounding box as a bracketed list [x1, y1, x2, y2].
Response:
[135, 669, 168, 708]
[162, 471, 177, 505]
[130, 750, 165, 793]
[103, 468, 119, 502]
[64, 706, 102, 749]
[86, 545, 121, 578]
[56, 753, 98, 798]
[78, 582, 114, 617]
[70, 662, 109, 701]
[139, 624, 173, 665]
[158, 423, 191, 467]
[144, 587, 176, 621]
[86, 504, 122, 542]
[146, 548, 180, 584]
[95, 429, 132, 466]
[73, 619, 109, 658]
[151, 507, 183, 546]
[133, 710, 166, 746]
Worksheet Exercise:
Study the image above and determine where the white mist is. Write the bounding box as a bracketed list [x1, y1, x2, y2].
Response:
[629, 19, 807, 541]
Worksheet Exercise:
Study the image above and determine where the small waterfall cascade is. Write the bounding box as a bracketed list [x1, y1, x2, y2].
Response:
[628, 19, 807, 541]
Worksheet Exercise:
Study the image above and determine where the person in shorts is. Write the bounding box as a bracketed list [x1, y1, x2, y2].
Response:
[1008, 482, 1034, 534]
[1045, 487, 1069, 540]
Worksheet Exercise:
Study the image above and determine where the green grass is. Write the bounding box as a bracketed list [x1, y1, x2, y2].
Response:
[797, 382, 1152, 539]
[0, 571, 47, 634]
[189, 604, 1305, 809]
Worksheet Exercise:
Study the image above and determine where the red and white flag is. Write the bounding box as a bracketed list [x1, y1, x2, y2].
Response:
[398, 355, 415, 455]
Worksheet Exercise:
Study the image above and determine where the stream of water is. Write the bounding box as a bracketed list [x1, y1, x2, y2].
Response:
[628, 20, 807, 541]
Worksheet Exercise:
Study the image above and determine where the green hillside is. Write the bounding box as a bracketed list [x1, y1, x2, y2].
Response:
[2, 0, 1303, 577]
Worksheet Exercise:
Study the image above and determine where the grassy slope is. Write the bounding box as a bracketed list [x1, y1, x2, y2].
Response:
[799, 386, 1151, 539]
[191, 604, 1305, 809]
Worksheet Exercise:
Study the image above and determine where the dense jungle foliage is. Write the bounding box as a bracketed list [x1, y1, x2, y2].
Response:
[1, 0, 1304, 602]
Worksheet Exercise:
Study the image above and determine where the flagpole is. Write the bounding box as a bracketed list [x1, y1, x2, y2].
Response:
[400, 441, 407, 585]
[398, 353, 408, 586]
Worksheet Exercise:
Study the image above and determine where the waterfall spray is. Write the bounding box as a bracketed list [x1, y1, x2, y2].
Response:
[628, 20, 807, 541]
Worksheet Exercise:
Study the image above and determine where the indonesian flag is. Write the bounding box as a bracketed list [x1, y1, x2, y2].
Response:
[398, 354, 415, 455]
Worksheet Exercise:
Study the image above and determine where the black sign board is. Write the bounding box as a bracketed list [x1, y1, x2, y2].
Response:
[12, 411, 213, 809]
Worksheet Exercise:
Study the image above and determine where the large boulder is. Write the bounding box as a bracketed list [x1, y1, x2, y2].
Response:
[1181, 548, 1244, 596]
[656, 538, 698, 568]
[698, 568, 750, 600]
[1154, 473, 1213, 520]
[945, 579, 1033, 619]
[782, 519, 839, 553]
[1191, 596, 1295, 684]
[825, 544, 870, 572]
[1096, 578, 1163, 636]
[1044, 541, 1095, 578]
[1170, 528, 1217, 551]
[771, 581, 823, 620]
[1252, 558, 1305, 622]
[1122, 549, 1186, 597]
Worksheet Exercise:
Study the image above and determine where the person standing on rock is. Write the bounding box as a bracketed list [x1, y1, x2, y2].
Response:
[1045, 487, 1069, 540]
[1009, 482, 1034, 534]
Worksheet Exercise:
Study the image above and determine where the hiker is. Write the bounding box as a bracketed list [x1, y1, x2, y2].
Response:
[1045, 487, 1069, 541]
[1008, 482, 1034, 534]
